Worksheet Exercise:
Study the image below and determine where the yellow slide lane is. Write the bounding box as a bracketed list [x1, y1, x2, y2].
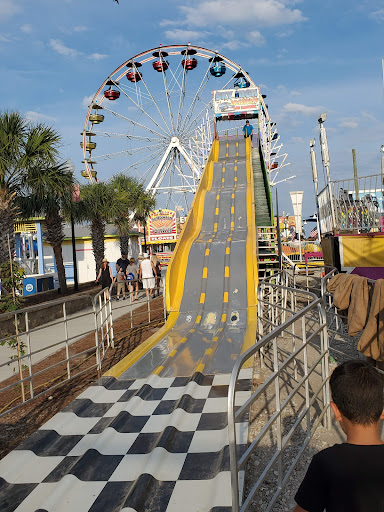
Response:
[104, 140, 219, 378]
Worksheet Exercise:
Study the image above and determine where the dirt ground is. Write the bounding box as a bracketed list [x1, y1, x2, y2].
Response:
[0, 296, 165, 460]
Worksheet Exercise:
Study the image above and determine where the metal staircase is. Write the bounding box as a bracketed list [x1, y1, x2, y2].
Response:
[257, 226, 279, 278]
[251, 145, 279, 277]
[252, 146, 271, 226]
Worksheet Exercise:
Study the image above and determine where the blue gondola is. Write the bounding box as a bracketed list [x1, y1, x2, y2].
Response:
[210, 64, 226, 77]
[234, 79, 250, 88]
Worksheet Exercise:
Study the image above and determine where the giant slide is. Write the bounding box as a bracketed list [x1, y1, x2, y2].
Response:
[0, 137, 262, 512]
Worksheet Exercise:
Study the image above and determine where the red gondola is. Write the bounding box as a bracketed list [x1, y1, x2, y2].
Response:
[126, 70, 142, 82]
[181, 58, 197, 70]
[104, 89, 120, 100]
[153, 60, 169, 72]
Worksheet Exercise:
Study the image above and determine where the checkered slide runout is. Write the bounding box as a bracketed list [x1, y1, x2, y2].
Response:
[0, 369, 252, 512]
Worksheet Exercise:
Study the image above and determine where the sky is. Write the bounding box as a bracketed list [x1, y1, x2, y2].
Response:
[1, 0, 384, 217]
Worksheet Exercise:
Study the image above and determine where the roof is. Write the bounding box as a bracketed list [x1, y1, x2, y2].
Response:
[63, 223, 143, 240]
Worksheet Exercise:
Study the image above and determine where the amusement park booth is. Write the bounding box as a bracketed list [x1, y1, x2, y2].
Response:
[14, 219, 57, 296]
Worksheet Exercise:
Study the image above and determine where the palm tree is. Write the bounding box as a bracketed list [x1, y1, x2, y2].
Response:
[0, 111, 62, 266]
[17, 163, 74, 293]
[75, 182, 127, 275]
[134, 191, 156, 253]
[110, 174, 156, 254]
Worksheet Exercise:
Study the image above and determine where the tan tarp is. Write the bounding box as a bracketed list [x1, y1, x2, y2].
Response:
[358, 279, 384, 361]
[327, 273, 369, 336]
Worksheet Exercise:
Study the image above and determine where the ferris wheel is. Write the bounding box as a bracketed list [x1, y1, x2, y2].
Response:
[81, 44, 256, 212]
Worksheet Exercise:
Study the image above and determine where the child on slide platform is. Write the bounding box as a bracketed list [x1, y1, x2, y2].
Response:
[294, 359, 384, 512]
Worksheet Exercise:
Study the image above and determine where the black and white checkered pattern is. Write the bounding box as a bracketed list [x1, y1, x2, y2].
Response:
[0, 370, 252, 512]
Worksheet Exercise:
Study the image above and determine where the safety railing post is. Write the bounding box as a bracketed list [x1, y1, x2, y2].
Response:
[147, 287, 151, 323]
[108, 288, 114, 349]
[24, 311, 34, 399]
[319, 300, 331, 429]
[162, 277, 167, 321]
[99, 293, 106, 355]
[130, 286, 133, 328]
[63, 302, 71, 380]
[93, 298, 102, 378]
[14, 311, 25, 402]
[302, 315, 310, 435]
[273, 335, 283, 491]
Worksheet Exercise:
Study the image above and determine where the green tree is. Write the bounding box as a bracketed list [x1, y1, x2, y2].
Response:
[133, 189, 156, 252]
[0, 111, 63, 266]
[74, 182, 126, 275]
[110, 174, 156, 254]
[17, 162, 75, 293]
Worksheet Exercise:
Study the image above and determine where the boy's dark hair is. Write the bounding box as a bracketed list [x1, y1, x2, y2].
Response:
[330, 360, 384, 425]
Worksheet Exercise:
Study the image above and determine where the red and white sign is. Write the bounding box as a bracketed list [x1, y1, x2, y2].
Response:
[147, 209, 178, 243]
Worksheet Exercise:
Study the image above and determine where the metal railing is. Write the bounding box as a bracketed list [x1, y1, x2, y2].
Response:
[228, 276, 330, 511]
[108, 276, 167, 330]
[318, 173, 384, 233]
[0, 279, 167, 417]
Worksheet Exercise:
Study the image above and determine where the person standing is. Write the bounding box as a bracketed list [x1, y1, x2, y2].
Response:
[242, 120, 253, 147]
[113, 266, 127, 301]
[126, 257, 139, 302]
[151, 253, 162, 297]
[115, 250, 129, 298]
[95, 258, 113, 299]
[139, 253, 156, 299]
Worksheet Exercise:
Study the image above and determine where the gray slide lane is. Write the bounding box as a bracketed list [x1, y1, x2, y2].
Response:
[122, 139, 251, 379]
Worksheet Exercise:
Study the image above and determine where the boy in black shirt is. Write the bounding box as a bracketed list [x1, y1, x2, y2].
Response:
[294, 359, 384, 512]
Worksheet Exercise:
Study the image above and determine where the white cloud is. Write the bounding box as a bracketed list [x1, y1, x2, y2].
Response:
[25, 111, 57, 123]
[249, 30, 266, 46]
[88, 53, 108, 61]
[159, 18, 179, 27]
[338, 118, 359, 129]
[222, 40, 248, 50]
[276, 29, 294, 38]
[164, 28, 209, 42]
[179, 0, 306, 27]
[49, 39, 80, 57]
[282, 103, 324, 116]
[290, 136, 305, 144]
[20, 24, 32, 33]
[290, 90, 301, 96]
[0, 34, 11, 42]
[82, 95, 94, 109]
[0, 0, 20, 22]
[73, 25, 88, 32]
[369, 8, 384, 22]
[361, 111, 379, 122]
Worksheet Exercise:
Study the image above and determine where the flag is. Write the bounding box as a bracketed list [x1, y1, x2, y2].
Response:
[309, 227, 318, 238]
[291, 230, 296, 242]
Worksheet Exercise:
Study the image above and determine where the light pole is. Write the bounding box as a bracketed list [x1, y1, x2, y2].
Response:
[68, 159, 80, 292]
[310, 138, 321, 238]
[380, 145, 384, 232]
[318, 112, 336, 231]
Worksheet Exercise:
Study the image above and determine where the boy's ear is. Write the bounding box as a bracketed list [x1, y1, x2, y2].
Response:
[380, 408, 384, 420]
[330, 401, 343, 421]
